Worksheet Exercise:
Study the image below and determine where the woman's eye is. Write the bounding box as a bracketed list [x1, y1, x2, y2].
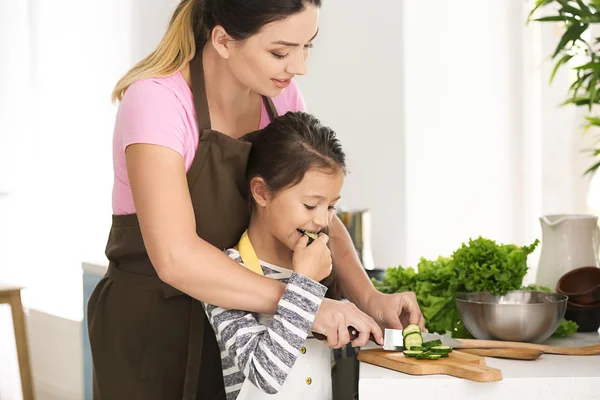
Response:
[304, 204, 317, 210]
[328, 206, 336, 211]
[271, 52, 289, 60]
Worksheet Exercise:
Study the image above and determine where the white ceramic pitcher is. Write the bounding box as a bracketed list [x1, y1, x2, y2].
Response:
[536, 214, 600, 291]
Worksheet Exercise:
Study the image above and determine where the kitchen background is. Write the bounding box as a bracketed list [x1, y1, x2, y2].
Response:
[1, 0, 599, 399]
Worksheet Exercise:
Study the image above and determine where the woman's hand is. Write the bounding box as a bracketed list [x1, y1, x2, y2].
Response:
[363, 291, 426, 331]
[312, 299, 384, 349]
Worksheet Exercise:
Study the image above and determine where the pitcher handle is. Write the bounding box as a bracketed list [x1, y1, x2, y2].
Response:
[541, 215, 566, 227]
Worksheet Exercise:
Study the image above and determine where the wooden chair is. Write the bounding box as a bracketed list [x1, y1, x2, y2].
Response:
[0, 284, 35, 400]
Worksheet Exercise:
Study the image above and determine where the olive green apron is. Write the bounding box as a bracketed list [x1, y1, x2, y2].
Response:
[86, 52, 279, 400]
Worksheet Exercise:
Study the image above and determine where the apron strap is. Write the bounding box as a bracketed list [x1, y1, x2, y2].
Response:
[237, 230, 264, 275]
[182, 300, 205, 400]
[262, 96, 279, 122]
[190, 52, 211, 131]
[190, 53, 279, 132]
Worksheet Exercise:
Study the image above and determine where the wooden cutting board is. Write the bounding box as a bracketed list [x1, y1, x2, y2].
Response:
[357, 349, 503, 382]
[458, 347, 543, 360]
[454, 339, 600, 356]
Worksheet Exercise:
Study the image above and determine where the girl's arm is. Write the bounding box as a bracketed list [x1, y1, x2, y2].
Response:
[203, 267, 327, 394]
[126, 143, 285, 313]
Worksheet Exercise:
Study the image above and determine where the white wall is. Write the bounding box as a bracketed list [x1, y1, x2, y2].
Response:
[0, 1, 178, 398]
[403, 0, 528, 266]
[302, 0, 593, 275]
[298, 0, 406, 268]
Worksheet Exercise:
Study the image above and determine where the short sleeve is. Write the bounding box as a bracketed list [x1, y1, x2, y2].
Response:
[290, 80, 307, 112]
[116, 79, 187, 156]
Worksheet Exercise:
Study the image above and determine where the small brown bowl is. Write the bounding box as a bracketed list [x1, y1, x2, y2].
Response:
[567, 299, 600, 309]
[564, 302, 600, 332]
[556, 266, 600, 305]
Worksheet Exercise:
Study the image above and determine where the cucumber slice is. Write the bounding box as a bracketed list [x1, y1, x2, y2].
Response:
[303, 231, 319, 244]
[402, 324, 421, 337]
[426, 354, 442, 360]
[403, 332, 423, 350]
[422, 339, 442, 348]
[430, 345, 452, 353]
[409, 346, 423, 351]
[403, 350, 423, 357]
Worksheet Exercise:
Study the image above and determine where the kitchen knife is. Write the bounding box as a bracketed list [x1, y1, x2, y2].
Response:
[383, 328, 461, 351]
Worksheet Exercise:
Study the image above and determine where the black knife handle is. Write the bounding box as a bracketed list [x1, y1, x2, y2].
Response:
[312, 326, 377, 344]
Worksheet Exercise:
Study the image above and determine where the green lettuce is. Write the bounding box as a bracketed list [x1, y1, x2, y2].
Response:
[373, 236, 579, 338]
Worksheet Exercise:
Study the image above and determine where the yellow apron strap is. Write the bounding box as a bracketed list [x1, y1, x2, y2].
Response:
[237, 230, 264, 276]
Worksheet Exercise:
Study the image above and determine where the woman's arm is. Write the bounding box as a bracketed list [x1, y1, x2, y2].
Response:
[125, 142, 389, 340]
[328, 214, 425, 331]
[126, 143, 284, 313]
[327, 214, 378, 309]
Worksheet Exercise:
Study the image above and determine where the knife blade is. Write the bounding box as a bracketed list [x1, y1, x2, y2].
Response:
[383, 328, 462, 350]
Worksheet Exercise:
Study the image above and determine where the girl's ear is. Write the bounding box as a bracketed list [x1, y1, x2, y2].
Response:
[211, 25, 233, 59]
[250, 177, 271, 207]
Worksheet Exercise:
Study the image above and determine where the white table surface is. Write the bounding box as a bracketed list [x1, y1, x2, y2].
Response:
[359, 332, 600, 400]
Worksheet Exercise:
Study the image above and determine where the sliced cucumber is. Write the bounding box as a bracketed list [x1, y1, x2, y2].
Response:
[422, 339, 442, 348]
[399, 330, 453, 362]
[430, 345, 452, 354]
[303, 231, 319, 244]
[402, 324, 421, 337]
[403, 332, 423, 350]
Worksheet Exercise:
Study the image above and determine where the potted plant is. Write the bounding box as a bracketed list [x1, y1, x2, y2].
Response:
[529, 0, 600, 175]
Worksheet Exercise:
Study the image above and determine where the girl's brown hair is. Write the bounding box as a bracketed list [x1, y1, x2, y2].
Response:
[246, 111, 345, 299]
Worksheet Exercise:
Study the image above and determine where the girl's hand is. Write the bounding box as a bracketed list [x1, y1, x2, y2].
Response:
[292, 233, 332, 282]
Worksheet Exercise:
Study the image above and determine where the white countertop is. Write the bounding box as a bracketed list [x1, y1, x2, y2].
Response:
[359, 332, 600, 400]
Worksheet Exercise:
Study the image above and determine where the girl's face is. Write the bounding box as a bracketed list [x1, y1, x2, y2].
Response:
[254, 167, 344, 251]
[221, 5, 319, 97]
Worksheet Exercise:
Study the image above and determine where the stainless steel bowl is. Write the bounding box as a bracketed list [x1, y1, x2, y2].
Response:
[455, 291, 568, 343]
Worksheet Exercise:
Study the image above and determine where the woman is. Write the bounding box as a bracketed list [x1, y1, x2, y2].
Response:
[87, 0, 425, 399]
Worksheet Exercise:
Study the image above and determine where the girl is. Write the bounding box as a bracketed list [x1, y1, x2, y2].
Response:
[203, 111, 347, 400]
[87, 0, 424, 398]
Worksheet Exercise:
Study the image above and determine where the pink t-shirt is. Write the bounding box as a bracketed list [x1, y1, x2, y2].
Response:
[112, 71, 307, 215]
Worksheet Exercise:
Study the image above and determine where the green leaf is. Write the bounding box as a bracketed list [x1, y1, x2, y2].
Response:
[588, 74, 598, 108]
[561, 96, 600, 106]
[520, 284, 552, 292]
[584, 158, 600, 175]
[551, 54, 574, 82]
[584, 116, 600, 126]
[553, 22, 588, 58]
[552, 319, 579, 337]
[535, 15, 577, 22]
[528, 0, 558, 21]
[573, 61, 600, 70]
[558, 3, 585, 17]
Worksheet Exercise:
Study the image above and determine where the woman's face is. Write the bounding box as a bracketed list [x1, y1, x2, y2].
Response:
[226, 5, 319, 97]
